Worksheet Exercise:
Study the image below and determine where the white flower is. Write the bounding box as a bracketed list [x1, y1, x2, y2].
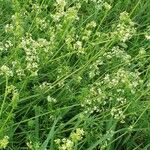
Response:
[103, 2, 112, 10]
[86, 21, 97, 28]
[47, 96, 57, 103]
[145, 35, 150, 40]
[70, 128, 84, 142]
[0, 65, 13, 77]
[0, 136, 9, 149]
[21, 35, 40, 75]
[139, 48, 146, 55]
[74, 41, 85, 54]
[56, 0, 66, 6]
[4, 24, 14, 33]
[112, 12, 136, 42]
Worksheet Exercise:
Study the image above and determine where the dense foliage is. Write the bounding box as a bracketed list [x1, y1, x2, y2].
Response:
[0, 0, 150, 149]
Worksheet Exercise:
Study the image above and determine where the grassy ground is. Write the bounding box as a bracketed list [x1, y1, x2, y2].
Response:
[0, 0, 150, 149]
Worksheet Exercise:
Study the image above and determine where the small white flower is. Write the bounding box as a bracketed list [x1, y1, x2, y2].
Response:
[145, 35, 150, 40]
[0, 136, 9, 149]
[0, 65, 13, 77]
[103, 2, 112, 10]
[47, 96, 57, 103]
[139, 48, 146, 55]
[4, 24, 14, 33]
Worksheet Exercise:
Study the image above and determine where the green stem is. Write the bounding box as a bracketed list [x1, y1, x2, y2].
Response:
[0, 76, 8, 117]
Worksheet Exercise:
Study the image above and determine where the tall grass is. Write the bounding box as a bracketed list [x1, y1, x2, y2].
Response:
[0, 0, 150, 149]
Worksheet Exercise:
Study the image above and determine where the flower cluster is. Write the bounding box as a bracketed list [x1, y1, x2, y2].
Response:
[103, 2, 112, 10]
[21, 34, 51, 76]
[55, 128, 84, 150]
[82, 67, 143, 123]
[26, 141, 40, 150]
[145, 26, 150, 40]
[12, 61, 25, 79]
[70, 128, 84, 142]
[82, 21, 97, 41]
[11, 12, 24, 37]
[55, 138, 74, 150]
[52, 0, 80, 24]
[89, 57, 103, 79]
[4, 24, 14, 33]
[112, 11, 136, 42]
[6, 85, 19, 107]
[0, 40, 13, 53]
[47, 96, 57, 103]
[16, 68, 25, 78]
[88, 46, 131, 79]
[73, 41, 85, 55]
[39, 82, 52, 90]
[111, 107, 125, 123]
[90, 0, 104, 10]
[0, 65, 13, 77]
[21, 35, 39, 76]
[0, 136, 9, 149]
[51, 0, 66, 22]
[99, 130, 114, 149]
[139, 47, 146, 56]
[35, 17, 47, 31]
[36, 38, 51, 53]
[103, 46, 132, 65]
[83, 0, 112, 10]
[64, 6, 80, 24]
[55, 0, 66, 11]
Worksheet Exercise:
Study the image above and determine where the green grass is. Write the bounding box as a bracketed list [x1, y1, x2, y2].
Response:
[0, 0, 150, 149]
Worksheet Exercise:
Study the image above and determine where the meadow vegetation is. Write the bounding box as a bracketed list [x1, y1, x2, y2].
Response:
[0, 0, 150, 149]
